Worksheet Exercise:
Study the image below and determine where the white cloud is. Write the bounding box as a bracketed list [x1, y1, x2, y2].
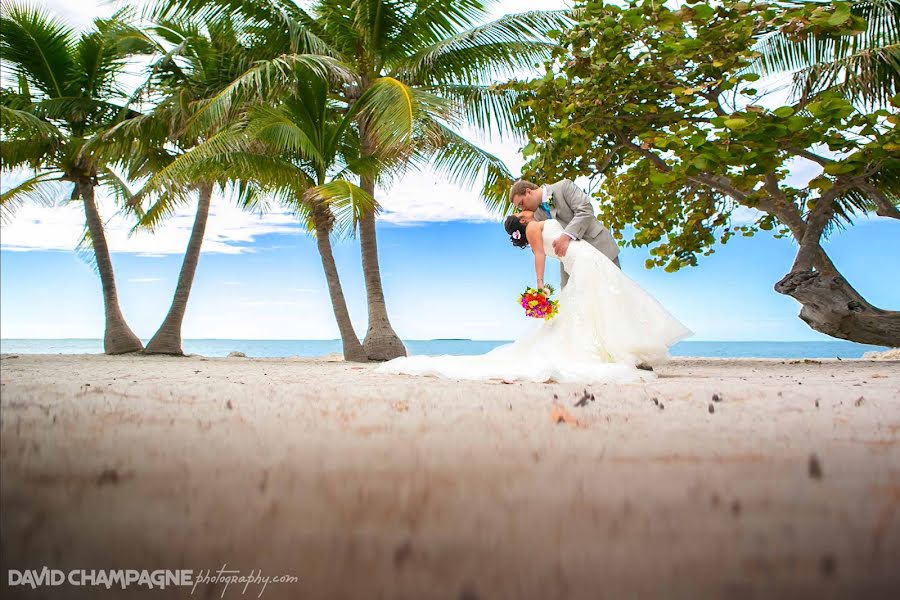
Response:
[128, 277, 163, 283]
[0, 187, 304, 255]
[376, 171, 499, 225]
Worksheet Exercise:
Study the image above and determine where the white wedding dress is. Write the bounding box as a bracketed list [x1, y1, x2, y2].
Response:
[376, 220, 692, 384]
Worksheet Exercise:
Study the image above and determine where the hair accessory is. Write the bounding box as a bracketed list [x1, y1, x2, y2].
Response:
[512, 231, 521, 240]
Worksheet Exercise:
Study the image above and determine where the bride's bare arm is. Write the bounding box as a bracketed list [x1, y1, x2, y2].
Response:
[526, 221, 545, 287]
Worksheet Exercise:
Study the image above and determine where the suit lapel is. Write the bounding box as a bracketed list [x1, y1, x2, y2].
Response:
[546, 186, 558, 219]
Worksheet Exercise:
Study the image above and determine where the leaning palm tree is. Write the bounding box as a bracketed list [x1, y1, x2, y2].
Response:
[128, 70, 382, 361]
[149, 0, 563, 360]
[753, 0, 900, 108]
[102, 13, 350, 355]
[0, 4, 150, 354]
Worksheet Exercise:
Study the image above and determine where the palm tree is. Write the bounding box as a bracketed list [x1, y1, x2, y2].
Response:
[754, 0, 899, 108]
[103, 13, 350, 355]
[0, 4, 150, 354]
[127, 70, 380, 361]
[149, 0, 564, 360]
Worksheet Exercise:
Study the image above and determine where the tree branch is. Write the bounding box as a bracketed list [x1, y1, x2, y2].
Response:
[791, 184, 842, 272]
[786, 146, 832, 167]
[622, 139, 750, 202]
[859, 182, 900, 220]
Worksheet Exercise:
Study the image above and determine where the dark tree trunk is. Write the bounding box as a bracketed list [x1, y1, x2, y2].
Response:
[757, 183, 898, 347]
[775, 270, 900, 347]
[356, 185, 407, 361]
[144, 183, 213, 355]
[313, 211, 367, 362]
[79, 180, 143, 355]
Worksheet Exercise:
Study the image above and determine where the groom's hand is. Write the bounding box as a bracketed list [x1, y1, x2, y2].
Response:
[553, 234, 571, 257]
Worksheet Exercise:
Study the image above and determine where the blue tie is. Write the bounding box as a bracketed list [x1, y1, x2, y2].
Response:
[540, 201, 551, 216]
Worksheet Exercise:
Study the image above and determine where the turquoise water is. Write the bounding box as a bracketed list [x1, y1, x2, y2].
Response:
[0, 338, 890, 359]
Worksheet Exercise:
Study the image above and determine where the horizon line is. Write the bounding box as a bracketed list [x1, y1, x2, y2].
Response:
[0, 337, 868, 344]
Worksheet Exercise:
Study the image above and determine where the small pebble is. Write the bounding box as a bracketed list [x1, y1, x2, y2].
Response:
[708, 403, 715, 414]
[712, 393, 721, 403]
[97, 469, 119, 486]
[819, 554, 836, 577]
[809, 454, 823, 480]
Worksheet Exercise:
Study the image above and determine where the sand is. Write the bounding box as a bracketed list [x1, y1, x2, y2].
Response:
[1, 353, 898, 599]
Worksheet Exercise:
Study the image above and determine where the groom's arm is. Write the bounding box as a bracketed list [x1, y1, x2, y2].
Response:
[561, 180, 596, 240]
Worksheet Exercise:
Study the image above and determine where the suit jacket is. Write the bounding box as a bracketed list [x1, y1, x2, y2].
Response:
[534, 179, 620, 263]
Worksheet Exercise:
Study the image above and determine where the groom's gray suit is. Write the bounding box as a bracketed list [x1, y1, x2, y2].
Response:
[534, 179, 620, 288]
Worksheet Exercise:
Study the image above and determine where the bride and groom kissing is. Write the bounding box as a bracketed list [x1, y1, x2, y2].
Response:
[375, 179, 692, 384]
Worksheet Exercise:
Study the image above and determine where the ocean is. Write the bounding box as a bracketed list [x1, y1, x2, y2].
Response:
[0, 339, 891, 359]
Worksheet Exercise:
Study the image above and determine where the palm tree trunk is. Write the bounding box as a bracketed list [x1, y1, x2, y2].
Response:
[79, 180, 143, 355]
[144, 183, 213, 355]
[313, 218, 367, 362]
[357, 175, 407, 361]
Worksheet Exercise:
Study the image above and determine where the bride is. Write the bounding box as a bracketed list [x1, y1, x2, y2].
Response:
[375, 212, 692, 384]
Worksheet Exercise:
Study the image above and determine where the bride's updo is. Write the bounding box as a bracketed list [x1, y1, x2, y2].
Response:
[504, 215, 528, 249]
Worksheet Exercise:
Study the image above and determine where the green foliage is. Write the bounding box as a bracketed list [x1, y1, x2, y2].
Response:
[752, 0, 900, 108]
[143, 0, 567, 213]
[0, 3, 148, 222]
[512, 0, 898, 272]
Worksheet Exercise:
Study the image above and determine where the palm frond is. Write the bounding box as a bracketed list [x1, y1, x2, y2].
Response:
[395, 0, 493, 49]
[796, 42, 900, 106]
[303, 178, 377, 239]
[0, 135, 61, 170]
[0, 104, 62, 139]
[751, 0, 900, 107]
[354, 76, 452, 152]
[425, 83, 529, 139]
[424, 121, 515, 213]
[397, 10, 568, 85]
[75, 223, 99, 273]
[98, 165, 136, 209]
[0, 2, 76, 98]
[0, 170, 65, 223]
[245, 104, 326, 170]
[182, 53, 356, 138]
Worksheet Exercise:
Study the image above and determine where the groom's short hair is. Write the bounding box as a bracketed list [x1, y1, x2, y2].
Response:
[509, 180, 538, 202]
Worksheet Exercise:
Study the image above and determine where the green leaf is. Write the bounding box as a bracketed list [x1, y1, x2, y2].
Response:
[693, 5, 715, 20]
[823, 162, 856, 175]
[809, 176, 833, 191]
[773, 106, 794, 118]
[724, 118, 749, 130]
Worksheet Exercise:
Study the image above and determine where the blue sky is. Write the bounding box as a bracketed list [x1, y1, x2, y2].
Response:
[1, 0, 897, 342]
[2, 215, 897, 341]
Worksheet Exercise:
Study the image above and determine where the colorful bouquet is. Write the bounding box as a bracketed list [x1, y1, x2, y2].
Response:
[519, 284, 559, 320]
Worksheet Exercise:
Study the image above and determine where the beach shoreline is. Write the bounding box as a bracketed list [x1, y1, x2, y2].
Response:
[1, 353, 898, 598]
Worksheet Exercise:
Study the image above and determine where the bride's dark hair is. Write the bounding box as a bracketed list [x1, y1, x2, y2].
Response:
[504, 215, 528, 249]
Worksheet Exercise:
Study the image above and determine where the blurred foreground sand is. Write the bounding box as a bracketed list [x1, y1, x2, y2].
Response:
[1, 353, 898, 599]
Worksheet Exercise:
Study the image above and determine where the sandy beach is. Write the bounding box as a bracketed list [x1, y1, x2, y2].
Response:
[1, 353, 898, 599]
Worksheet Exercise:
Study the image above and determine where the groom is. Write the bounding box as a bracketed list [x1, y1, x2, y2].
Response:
[509, 179, 620, 288]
